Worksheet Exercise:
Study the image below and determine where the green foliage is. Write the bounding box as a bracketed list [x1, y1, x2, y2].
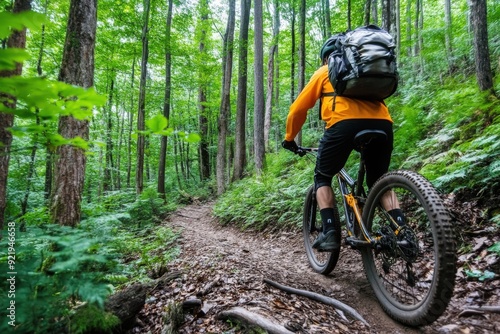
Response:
[0, 224, 116, 333]
[69, 304, 120, 334]
[214, 150, 315, 231]
[388, 74, 500, 196]
[129, 187, 173, 226]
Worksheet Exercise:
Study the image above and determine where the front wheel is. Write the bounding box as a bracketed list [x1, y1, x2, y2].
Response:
[303, 186, 341, 275]
[361, 170, 457, 326]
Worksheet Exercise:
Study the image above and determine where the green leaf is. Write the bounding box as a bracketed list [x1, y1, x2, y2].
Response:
[0, 48, 30, 71]
[488, 242, 500, 255]
[186, 133, 201, 143]
[479, 270, 496, 282]
[146, 114, 168, 133]
[0, 11, 45, 39]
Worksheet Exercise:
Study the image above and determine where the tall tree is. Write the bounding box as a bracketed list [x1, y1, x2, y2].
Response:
[253, 0, 265, 172]
[136, 0, 151, 194]
[0, 0, 31, 236]
[295, 0, 306, 146]
[264, 0, 279, 150]
[324, 0, 332, 37]
[468, 0, 494, 92]
[216, 0, 236, 194]
[198, 0, 211, 181]
[232, 0, 251, 182]
[51, 0, 97, 226]
[158, 0, 173, 198]
[444, 0, 453, 72]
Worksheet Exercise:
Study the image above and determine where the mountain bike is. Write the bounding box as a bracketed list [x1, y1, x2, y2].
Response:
[296, 129, 457, 326]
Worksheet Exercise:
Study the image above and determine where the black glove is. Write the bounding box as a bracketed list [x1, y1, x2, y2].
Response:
[282, 140, 298, 153]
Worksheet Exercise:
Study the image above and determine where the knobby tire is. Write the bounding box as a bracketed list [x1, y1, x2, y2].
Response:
[303, 186, 341, 275]
[361, 170, 457, 326]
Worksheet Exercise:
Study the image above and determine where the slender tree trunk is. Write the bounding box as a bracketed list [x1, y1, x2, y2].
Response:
[116, 102, 125, 190]
[468, 0, 494, 92]
[198, 0, 210, 181]
[405, 0, 411, 57]
[324, 0, 331, 37]
[51, 0, 97, 227]
[158, 0, 173, 198]
[364, 0, 371, 25]
[295, 0, 306, 146]
[347, 0, 352, 30]
[216, 0, 236, 194]
[136, 0, 151, 194]
[254, 0, 265, 173]
[290, 1, 296, 103]
[264, 0, 279, 151]
[371, 0, 378, 25]
[127, 57, 135, 188]
[232, 0, 251, 182]
[104, 77, 115, 192]
[444, 0, 453, 73]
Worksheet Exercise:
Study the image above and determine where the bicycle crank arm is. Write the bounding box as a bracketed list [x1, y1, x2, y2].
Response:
[345, 236, 371, 248]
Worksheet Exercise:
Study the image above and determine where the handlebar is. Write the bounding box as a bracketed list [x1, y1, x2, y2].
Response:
[295, 146, 318, 157]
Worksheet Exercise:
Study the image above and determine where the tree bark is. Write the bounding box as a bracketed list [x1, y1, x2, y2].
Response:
[444, 0, 453, 73]
[468, 0, 494, 92]
[51, 0, 97, 227]
[198, 0, 211, 182]
[127, 56, 135, 189]
[295, 0, 306, 146]
[158, 0, 173, 198]
[104, 77, 115, 192]
[216, 0, 236, 194]
[264, 0, 279, 151]
[0, 0, 31, 237]
[253, 0, 265, 173]
[232, 0, 251, 182]
[136, 0, 151, 195]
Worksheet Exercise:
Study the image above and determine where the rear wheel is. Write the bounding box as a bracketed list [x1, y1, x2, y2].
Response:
[361, 170, 457, 326]
[303, 186, 341, 275]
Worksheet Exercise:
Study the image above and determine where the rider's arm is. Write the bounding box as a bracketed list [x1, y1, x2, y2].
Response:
[284, 66, 328, 141]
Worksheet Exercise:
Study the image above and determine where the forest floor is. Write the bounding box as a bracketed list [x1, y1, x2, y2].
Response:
[132, 200, 500, 334]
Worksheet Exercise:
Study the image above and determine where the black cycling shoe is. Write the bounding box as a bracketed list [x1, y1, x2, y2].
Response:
[312, 230, 340, 252]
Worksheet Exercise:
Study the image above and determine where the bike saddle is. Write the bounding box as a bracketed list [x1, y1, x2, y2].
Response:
[353, 129, 387, 152]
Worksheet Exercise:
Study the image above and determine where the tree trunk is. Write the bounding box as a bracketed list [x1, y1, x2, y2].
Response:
[371, 0, 378, 25]
[232, 0, 251, 182]
[444, 0, 453, 73]
[216, 0, 236, 194]
[364, 0, 371, 25]
[264, 0, 279, 151]
[51, 0, 97, 227]
[136, 0, 150, 194]
[324, 0, 331, 37]
[347, 0, 352, 30]
[468, 0, 494, 92]
[158, 0, 173, 198]
[127, 57, 135, 189]
[295, 0, 306, 146]
[290, 2, 296, 104]
[0, 0, 31, 237]
[253, 0, 265, 173]
[198, 0, 210, 182]
[104, 77, 115, 192]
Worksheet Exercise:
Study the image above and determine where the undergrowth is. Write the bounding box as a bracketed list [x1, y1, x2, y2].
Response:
[0, 185, 192, 333]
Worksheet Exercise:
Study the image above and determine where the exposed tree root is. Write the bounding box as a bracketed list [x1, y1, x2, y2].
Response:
[217, 307, 294, 334]
[263, 278, 370, 327]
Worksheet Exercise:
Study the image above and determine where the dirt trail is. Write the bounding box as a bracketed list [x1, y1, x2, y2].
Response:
[134, 201, 499, 334]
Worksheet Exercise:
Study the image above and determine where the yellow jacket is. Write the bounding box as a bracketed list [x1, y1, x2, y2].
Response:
[285, 65, 393, 141]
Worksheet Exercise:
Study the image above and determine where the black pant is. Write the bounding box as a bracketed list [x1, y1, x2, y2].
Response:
[314, 119, 393, 189]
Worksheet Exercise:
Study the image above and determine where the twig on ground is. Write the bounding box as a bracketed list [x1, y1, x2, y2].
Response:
[263, 278, 370, 327]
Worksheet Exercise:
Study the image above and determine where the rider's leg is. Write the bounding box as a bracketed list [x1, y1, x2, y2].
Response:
[316, 185, 336, 232]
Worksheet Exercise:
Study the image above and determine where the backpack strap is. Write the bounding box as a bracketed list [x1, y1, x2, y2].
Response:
[320, 92, 336, 119]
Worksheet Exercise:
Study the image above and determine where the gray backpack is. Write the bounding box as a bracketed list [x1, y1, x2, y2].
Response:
[327, 25, 398, 101]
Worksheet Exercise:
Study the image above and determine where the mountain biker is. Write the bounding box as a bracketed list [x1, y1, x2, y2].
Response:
[282, 36, 405, 251]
